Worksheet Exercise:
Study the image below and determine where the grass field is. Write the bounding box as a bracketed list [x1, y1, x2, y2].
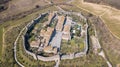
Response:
[101, 11, 120, 38]
[71, 0, 120, 39]
[60, 54, 107, 67]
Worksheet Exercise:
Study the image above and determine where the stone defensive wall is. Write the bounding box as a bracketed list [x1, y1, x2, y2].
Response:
[20, 11, 89, 61]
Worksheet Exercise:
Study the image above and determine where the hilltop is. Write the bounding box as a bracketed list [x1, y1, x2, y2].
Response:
[0, 0, 120, 67]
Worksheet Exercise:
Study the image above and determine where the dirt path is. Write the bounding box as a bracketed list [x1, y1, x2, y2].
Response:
[54, 59, 60, 67]
[14, 27, 25, 67]
[1, 28, 5, 61]
[91, 35, 112, 67]
[98, 51, 112, 67]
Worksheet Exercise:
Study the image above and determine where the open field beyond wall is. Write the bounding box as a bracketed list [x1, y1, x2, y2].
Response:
[0, 0, 49, 19]
[84, 0, 120, 10]
[71, 0, 120, 39]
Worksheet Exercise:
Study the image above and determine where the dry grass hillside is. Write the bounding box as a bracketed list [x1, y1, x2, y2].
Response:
[0, 0, 70, 23]
[71, 0, 120, 39]
[89, 16, 120, 66]
[0, 0, 10, 12]
[47, 0, 68, 3]
[0, 0, 49, 20]
[84, 0, 120, 10]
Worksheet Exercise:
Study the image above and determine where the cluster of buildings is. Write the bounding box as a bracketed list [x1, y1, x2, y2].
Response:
[55, 15, 72, 41]
[29, 12, 80, 55]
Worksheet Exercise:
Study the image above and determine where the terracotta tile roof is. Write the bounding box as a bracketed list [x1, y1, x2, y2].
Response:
[47, 27, 54, 32]
[40, 27, 54, 36]
[30, 40, 40, 47]
[48, 12, 55, 21]
[58, 16, 65, 24]
[43, 46, 57, 54]
[40, 27, 54, 46]
[44, 46, 53, 51]
[63, 25, 71, 33]
[56, 16, 65, 31]
[62, 34, 71, 40]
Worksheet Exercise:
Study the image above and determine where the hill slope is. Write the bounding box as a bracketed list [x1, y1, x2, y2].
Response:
[84, 0, 120, 9]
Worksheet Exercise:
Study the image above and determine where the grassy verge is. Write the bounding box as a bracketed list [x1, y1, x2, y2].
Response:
[60, 53, 107, 67]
